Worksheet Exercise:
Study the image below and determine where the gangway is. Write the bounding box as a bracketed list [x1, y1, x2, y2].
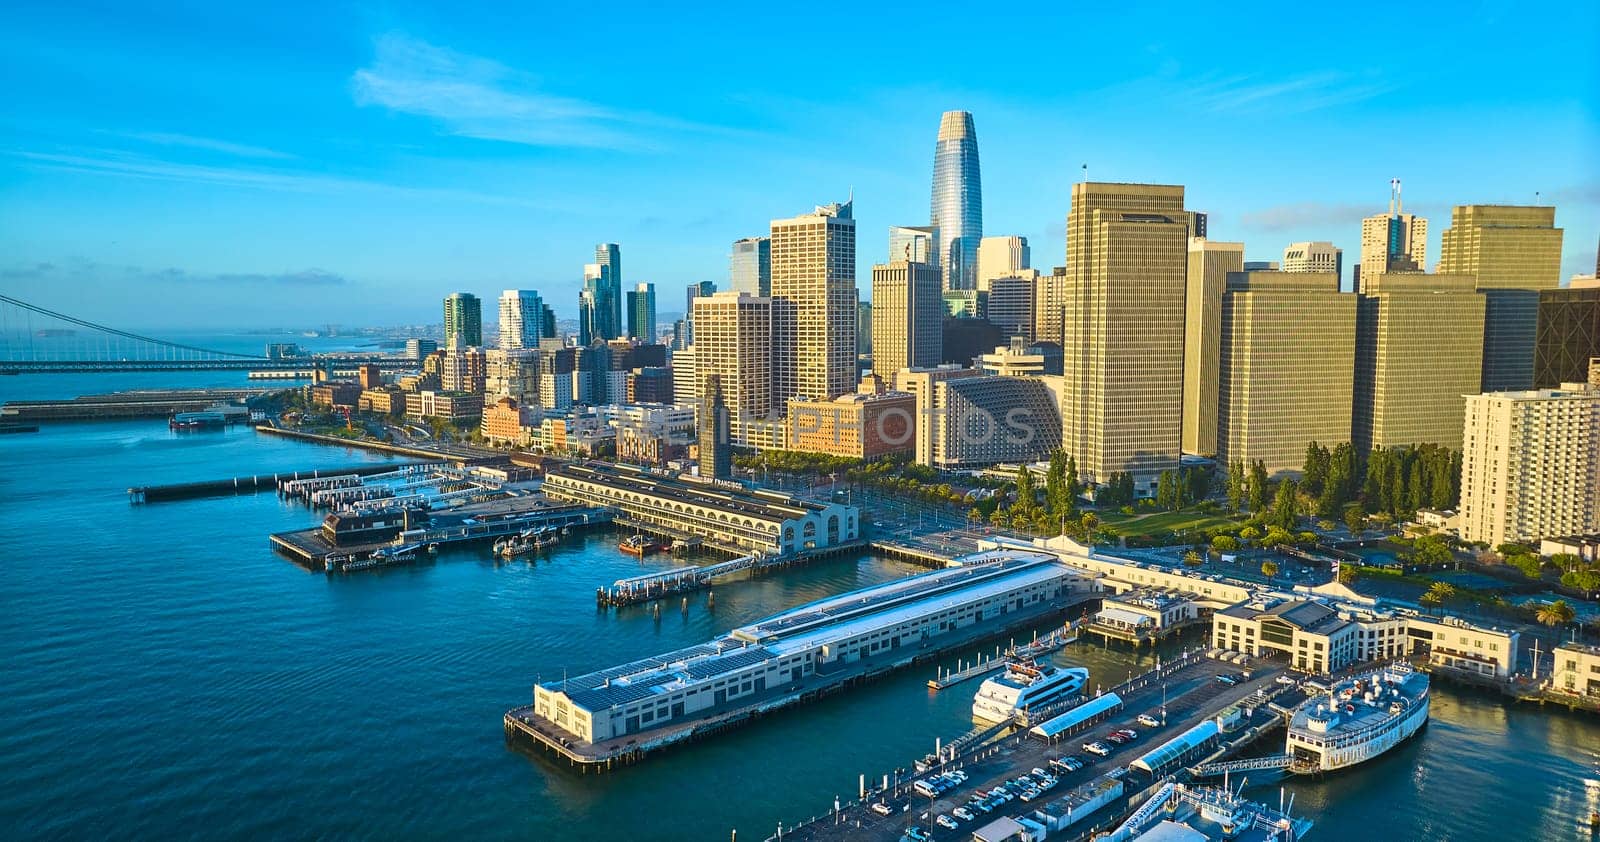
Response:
[599, 553, 762, 606]
[1189, 754, 1293, 777]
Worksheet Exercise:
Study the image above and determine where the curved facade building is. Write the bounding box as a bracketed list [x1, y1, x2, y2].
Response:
[930, 111, 983, 291]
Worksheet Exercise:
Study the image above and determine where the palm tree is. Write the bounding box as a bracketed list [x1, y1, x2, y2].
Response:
[1536, 599, 1577, 629]
[1421, 581, 1456, 613]
[1182, 549, 1204, 568]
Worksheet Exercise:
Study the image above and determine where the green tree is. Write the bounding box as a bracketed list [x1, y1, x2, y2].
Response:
[1421, 581, 1456, 612]
[1226, 460, 1246, 513]
[1155, 470, 1180, 511]
[1536, 600, 1577, 628]
[1239, 526, 1262, 543]
[1262, 528, 1292, 548]
[1211, 535, 1240, 553]
[1301, 441, 1330, 495]
[1270, 479, 1299, 531]
[1185, 466, 1212, 505]
[1343, 505, 1366, 539]
[1066, 455, 1082, 499]
[1045, 450, 1069, 516]
[1261, 560, 1279, 581]
[1337, 564, 1359, 586]
[1015, 465, 1037, 513]
[1182, 549, 1204, 568]
[1248, 461, 1270, 513]
[1407, 534, 1455, 567]
[1505, 553, 1544, 579]
[1560, 569, 1600, 593]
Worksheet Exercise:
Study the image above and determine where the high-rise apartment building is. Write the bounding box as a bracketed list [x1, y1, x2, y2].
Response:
[443, 293, 482, 349]
[976, 235, 1030, 291]
[771, 199, 858, 404]
[1061, 182, 1189, 493]
[1535, 281, 1600, 388]
[496, 289, 546, 350]
[1217, 272, 1356, 475]
[580, 244, 623, 344]
[1358, 185, 1427, 285]
[1353, 273, 1485, 452]
[441, 346, 486, 394]
[1459, 386, 1600, 549]
[889, 225, 938, 265]
[870, 260, 943, 377]
[626, 283, 657, 341]
[930, 111, 982, 291]
[1181, 239, 1246, 456]
[1032, 267, 1069, 346]
[690, 292, 774, 445]
[857, 299, 872, 357]
[484, 348, 540, 403]
[1439, 205, 1565, 392]
[1280, 241, 1343, 277]
[679, 280, 716, 347]
[729, 237, 771, 297]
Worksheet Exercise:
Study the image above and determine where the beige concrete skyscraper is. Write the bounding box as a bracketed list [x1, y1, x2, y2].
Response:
[1353, 273, 1485, 452]
[1032, 267, 1070, 345]
[690, 292, 774, 445]
[771, 199, 858, 404]
[1217, 272, 1356, 475]
[1181, 238, 1245, 455]
[1281, 241, 1342, 276]
[870, 260, 943, 378]
[1359, 186, 1427, 284]
[1459, 385, 1600, 548]
[976, 235, 1030, 291]
[1061, 182, 1189, 493]
[1440, 204, 1565, 392]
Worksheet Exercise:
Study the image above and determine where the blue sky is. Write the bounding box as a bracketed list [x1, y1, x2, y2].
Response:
[1, 1, 1597, 329]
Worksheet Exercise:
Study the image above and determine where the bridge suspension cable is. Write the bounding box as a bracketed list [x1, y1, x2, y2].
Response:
[0, 293, 266, 361]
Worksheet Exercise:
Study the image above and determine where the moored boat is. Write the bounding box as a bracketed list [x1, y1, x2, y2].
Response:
[620, 533, 666, 557]
[972, 658, 1090, 723]
[1286, 661, 1429, 774]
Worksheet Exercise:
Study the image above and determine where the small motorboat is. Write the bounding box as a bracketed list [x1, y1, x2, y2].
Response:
[620, 534, 665, 557]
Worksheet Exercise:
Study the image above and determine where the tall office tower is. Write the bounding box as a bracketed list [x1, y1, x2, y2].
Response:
[496, 289, 545, 350]
[691, 292, 774, 444]
[697, 374, 733, 480]
[442, 293, 482, 349]
[976, 236, 1030, 291]
[1535, 280, 1600, 387]
[857, 299, 872, 356]
[626, 283, 657, 341]
[1217, 272, 1356, 475]
[594, 243, 622, 337]
[1059, 182, 1189, 494]
[1353, 273, 1485, 452]
[729, 237, 771, 296]
[770, 199, 858, 404]
[1181, 239, 1246, 455]
[1032, 267, 1070, 345]
[1439, 205, 1565, 392]
[1459, 386, 1600, 549]
[930, 111, 982, 291]
[986, 272, 1039, 338]
[871, 260, 943, 377]
[889, 225, 939, 265]
[1281, 241, 1343, 277]
[1358, 181, 1427, 286]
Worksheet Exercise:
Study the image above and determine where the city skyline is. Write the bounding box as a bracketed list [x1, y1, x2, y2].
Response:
[2, 3, 1597, 328]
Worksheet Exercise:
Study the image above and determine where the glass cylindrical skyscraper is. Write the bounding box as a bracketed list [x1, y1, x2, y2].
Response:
[930, 111, 982, 291]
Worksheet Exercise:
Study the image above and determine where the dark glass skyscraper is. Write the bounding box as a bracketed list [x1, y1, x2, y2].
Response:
[579, 243, 622, 345]
[930, 111, 982, 291]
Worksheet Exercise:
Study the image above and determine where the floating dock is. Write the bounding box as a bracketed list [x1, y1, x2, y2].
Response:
[271, 502, 610, 571]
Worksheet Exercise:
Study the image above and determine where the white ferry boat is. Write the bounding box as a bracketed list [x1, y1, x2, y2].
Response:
[1286, 661, 1429, 774]
[972, 659, 1089, 723]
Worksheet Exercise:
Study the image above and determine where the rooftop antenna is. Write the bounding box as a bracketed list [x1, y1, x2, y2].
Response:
[1082, 163, 1088, 184]
[1389, 178, 1403, 216]
[1535, 190, 1541, 205]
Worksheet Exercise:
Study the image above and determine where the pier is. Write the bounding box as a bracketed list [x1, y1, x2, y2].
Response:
[595, 539, 870, 607]
[2, 388, 267, 422]
[130, 462, 413, 503]
[271, 503, 610, 571]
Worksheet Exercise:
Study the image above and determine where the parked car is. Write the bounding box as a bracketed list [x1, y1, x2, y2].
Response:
[1215, 674, 1239, 686]
[936, 815, 959, 830]
[1275, 673, 1298, 686]
[1085, 741, 1113, 757]
[871, 803, 893, 816]
[1137, 713, 1162, 727]
[1112, 728, 1139, 740]
[952, 807, 976, 822]
[904, 828, 931, 842]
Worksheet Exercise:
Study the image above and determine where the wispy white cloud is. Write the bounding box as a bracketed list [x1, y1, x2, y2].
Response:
[3, 260, 351, 287]
[1236, 201, 1375, 231]
[1181, 72, 1396, 115]
[116, 131, 294, 160]
[3, 147, 555, 209]
[351, 33, 711, 150]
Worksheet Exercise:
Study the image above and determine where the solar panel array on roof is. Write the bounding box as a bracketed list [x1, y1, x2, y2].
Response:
[567, 672, 677, 710]
[683, 646, 774, 680]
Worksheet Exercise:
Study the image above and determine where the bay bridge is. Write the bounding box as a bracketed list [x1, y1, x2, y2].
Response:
[0, 294, 418, 374]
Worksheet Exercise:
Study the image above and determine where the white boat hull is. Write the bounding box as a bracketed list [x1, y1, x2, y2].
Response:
[1288, 692, 1429, 774]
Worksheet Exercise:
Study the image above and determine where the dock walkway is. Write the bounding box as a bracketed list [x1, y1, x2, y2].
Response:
[926, 620, 1085, 691]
